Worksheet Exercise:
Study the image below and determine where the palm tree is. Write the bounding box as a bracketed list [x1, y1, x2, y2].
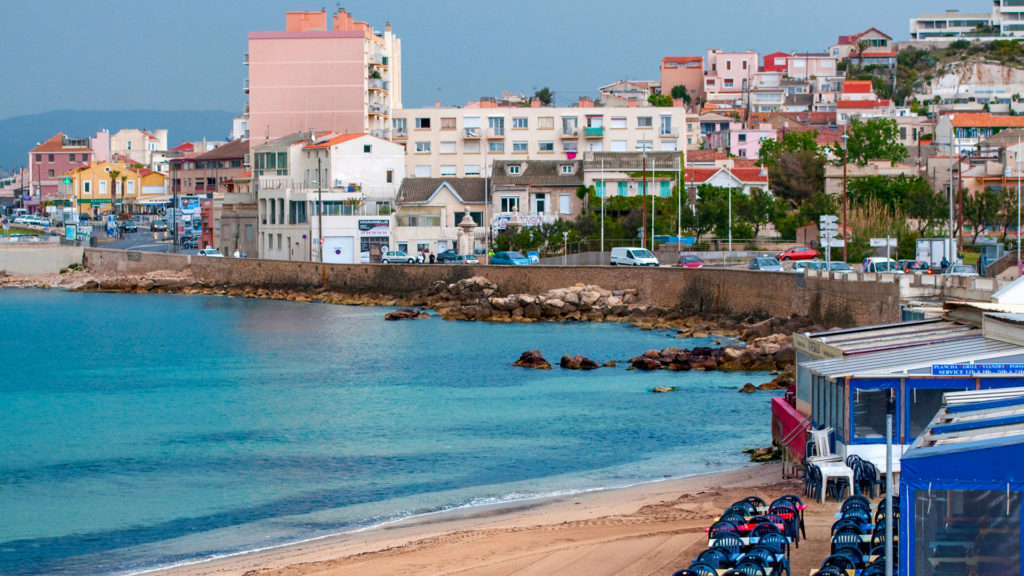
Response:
[108, 168, 121, 216]
[120, 175, 128, 215]
[855, 39, 869, 69]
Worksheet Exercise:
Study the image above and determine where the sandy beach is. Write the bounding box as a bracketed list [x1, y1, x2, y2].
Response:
[146, 462, 838, 576]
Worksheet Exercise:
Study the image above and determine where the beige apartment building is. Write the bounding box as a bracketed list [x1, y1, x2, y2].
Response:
[390, 104, 687, 179]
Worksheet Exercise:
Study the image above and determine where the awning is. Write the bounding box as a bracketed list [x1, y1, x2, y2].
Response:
[139, 196, 172, 205]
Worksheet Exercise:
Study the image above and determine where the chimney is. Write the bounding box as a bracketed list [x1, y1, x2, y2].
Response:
[385, 22, 391, 33]
[530, 99, 541, 108]
[435, 101, 441, 108]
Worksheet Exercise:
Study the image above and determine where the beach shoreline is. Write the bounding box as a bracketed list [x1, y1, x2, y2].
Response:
[143, 463, 807, 576]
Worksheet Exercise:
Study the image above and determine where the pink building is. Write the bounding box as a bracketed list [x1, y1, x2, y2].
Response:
[246, 9, 402, 151]
[704, 49, 758, 95]
[784, 53, 838, 80]
[705, 122, 778, 159]
[660, 56, 704, 103]
[27, 133, 93, 213]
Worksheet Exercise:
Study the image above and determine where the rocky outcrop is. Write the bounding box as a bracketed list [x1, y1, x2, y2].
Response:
[626, 334, 797, 374]
[559, 354, 600, 370]
[739, 383, 758, 393]
[512, 350, 552, 370]
[652, 386, 677, 393]
[758, 373, 793, 391]
[385, 308, 429, 321]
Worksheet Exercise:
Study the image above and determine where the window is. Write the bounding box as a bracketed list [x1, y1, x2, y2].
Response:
[393, 118, 407, 135]
[488, 141, 504, 153]
[35, 154, 41, 162]
[617, 181, 628, 196]
[538, 141, 554, 152]
[288, 201, 307, 224]
[636, 140, 653, 151]
[660, 181, 671, 197]
[440, 117, 456, 130]
[500, 196, 519, 211]
[588, 141, 603, 152]
[726, 60, 732, 71]
[386, 170, 394, 183]
[660, 115, 673, 135]
[453, 211, 483, 226]
[440, 165, 457, 176]
[99, 181, 107, 196]
[562, 116, 579, 135]
[852, 388, 892, 440]
[563, 141, 578, 152]
[559, 194, 571, 214]
[595, 181, 606, 197]
[464, 165, 480, 175]
[464, 116, 480, 137]
[512, 117, 528, 129]
[660, 141, 677, 151]
[508, 165, 521, 175]
[908, 387, 967, 438]
[724, 79, 735, 88]
[538, 117, 554, 130]
[47, 170, 54, 177]
[48, 154, 54, 162]
[81, 155, 88, 163]
[277, 199, 285, 224]
[912, 489, 1020, 576]
[512, 141, 528, 153]
[532, 193, 546, 213]
[126, 141, 132, 150]
[637, 116, 653, 128]
[440, 141, 456, 154]
[464, 140, 480, 154]
[739, 133, 747, 143]
[488, 116, 505, 136]
[610, 117, 627, 129]
[69, 154, 75, 162]
[415, 117, 431, 129]
[415, 142, 431, 153]
[245, 224, 254, 242]
[742, 60, 747, 70]
[611, 140, 627, 152]
[414, 165, 430, 177]
[363, 144, 372, 153]
[560, 164, 573, 174]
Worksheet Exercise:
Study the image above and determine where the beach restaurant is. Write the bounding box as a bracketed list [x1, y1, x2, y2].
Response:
[899, 387, 1024, 576]
[775, 312, 1024, 474]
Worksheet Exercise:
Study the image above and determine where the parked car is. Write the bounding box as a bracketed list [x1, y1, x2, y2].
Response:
[946, 264, 980, 277]
[380, 250, 414, 263]
[609, 246, 659, 266]
[776, 246, 820, 261]
[677, 254, 704, 268]
[197, 248, 224, 257]
[446, 254, 479, 265]
[436, 248, 459, 263]
[12, 216, 32, 225]
[489, 251, 532, 265]
[863, 257, 897, 273]
[791, 260, 828, 274]
[828, 262, 854, 274]
[119, 221, 138, 233]
[150, 220, 168, 232]
[181, 237, 198, 249]
[897, 259, 933, 274]
[748, 257, 784, 272]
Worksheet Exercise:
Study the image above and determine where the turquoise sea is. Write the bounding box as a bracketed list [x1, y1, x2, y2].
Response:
[0, 289, 779, 575]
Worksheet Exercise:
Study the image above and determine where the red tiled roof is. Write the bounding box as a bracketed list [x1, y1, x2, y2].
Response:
[842, 81, 873, 94]
[662, 56, 702, 64]
[949, 113, 1024, 128]
[685, 168, 719, 183]
[304, 133, 365, 149]
[731, 167, 769, 182]
[685, 167, 768, 184]
[31, 133, 91, 153]
[732, 158, 759, 168]
[171, 142, 195, 152]
[837, 99, 893, 108]
[234, 171, 253, 179]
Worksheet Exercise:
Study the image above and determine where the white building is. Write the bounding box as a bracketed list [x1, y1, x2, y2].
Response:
[910, 2, 1024, 40]
[390, 103, 686, 179]
[110, 128, 169, 168]
[256, 132, 405, 263]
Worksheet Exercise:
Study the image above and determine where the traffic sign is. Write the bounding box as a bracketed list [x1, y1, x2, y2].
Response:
[870, 237, 898, 247]
[819, 221, 839, 230]
[819, 215, 839, 224]
[820, 229, 839, 239]
[820, 239, 845, 248]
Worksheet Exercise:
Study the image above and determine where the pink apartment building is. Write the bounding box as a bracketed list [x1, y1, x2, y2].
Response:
[246, 9, 402, 151]
[704, 49, 759, 96]
[27, 133, 93, 213]
[660, 56, 704, 103]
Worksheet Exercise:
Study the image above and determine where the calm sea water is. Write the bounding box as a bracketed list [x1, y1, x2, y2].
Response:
[0, 289, 779, 576]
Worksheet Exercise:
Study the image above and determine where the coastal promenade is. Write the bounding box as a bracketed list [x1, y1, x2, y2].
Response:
[84, 248, 901, 327]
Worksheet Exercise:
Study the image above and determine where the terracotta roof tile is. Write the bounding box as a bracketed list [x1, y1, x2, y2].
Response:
[842, 81, 873, 94]
[837, 99, 892, 108]
[949, 113, 1024, 128]
[304, 133, 366, 149]
[491, 159, 584, 188]
[31, 133, 92, 153]
[687, 150, 729, 162]
[398, 178, 487, 204]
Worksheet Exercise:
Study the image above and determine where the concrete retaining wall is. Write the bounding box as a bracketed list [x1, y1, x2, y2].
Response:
[84, 249, 902, 326]
[0, 245, 84, 274]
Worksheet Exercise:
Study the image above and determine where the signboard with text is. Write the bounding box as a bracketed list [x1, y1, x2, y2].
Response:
[932, 363, 1024, 376]
[358, 219, 390, 236]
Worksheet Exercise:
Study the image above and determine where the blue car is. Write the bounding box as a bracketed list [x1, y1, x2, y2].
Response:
[489, 251, 531, 265]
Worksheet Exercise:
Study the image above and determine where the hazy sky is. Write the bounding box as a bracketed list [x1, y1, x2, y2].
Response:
[2, 0, 991, 119]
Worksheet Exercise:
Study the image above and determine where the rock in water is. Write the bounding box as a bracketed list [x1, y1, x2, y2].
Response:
[739, 383, 758, 393]
[652, 386, 676, 393]
[559, 354, 600, 370]
[385, 308, 424, 321]
[513, 350, 552, 370]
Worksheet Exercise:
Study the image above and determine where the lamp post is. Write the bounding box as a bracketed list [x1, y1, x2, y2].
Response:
[728, 184, 733, 253]
[949, 125, 956, 265]
[1018, 135, 1021, 276]
[562, 231, 569, 266]
[651, 156, 656, 251]
[641, 151, 647, 249]
[841, 132, 849, 262]
[317, 154, 323, 263]
[600, 158, 605, 258]
[885, 392, 894, 576]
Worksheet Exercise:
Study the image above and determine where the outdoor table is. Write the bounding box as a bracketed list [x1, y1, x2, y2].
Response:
[708, 534, 792, 548]
[706, 522, 786, 533]
[816, 461, 855, 503]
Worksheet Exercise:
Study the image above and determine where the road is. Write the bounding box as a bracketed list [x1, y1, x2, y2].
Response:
[97, 229, 199, 255]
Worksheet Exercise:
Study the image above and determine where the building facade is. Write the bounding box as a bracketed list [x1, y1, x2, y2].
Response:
[109, 129, 169, 169]
[910, 3, 1024, 40]
[660, 56, 704, 103]
[393, 178, 487, 256]
[60, 161, 166, 217]
[391, 104, 686, 179]
[27, 133, 94, 213]
[246, 9, 402, 149]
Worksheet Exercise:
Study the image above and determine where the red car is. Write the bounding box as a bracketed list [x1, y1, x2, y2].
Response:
[776, 246, 820, 261]
[677, 254, 704, 268]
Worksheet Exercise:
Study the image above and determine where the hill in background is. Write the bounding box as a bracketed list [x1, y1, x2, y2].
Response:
[0, 109, 236, 169]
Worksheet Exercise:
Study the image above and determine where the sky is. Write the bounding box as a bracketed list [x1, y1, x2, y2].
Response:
[1, 0, 993, 119]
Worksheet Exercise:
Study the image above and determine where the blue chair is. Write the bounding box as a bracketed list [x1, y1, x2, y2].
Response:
[729, 500, 757, 516]
[769, 502, 800, 549]
[841, 506, 871, 524]
[831, 531, 863, 555]
[842, 494, 870, 511]
[745, 545, 788, 576]
[711, 532, 744, 558]
[688, 562, 719, 576]
[710, 520, 738, 534]
[803, 463, 821, 500]
[743, 496, 767, 509]
[751, 522, 782, 539]
[695, 547, 732, 569]
[721, 513, 747, 526]
[856, 461, 883, 498]
[833, 545, 864, 568]
[725, 505, 753, 518]
[778, 494, 807, 539]
[813, 567, 845, 576]
[733, 560, 768, 576]
[822, 554, 857, 572]
[757, 531, 790, 558]
[831, 518, 863, 535]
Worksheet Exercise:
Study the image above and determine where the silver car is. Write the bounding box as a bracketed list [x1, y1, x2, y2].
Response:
[749, 257, 784, 272]
[946, 264, 979, 277]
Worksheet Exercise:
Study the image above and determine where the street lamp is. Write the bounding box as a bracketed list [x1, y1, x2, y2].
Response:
[563, 230, 569, 266]
[317, 154, 323, 263]
[841, 132, 849, 262]
[641, 150, 648, 249]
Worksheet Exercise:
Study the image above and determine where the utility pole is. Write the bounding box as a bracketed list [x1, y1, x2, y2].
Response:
[641, 151, 647, 249]
[842, 131, 849, 262]
[317, 154, 324, 262]
[651, 156, 656, 251]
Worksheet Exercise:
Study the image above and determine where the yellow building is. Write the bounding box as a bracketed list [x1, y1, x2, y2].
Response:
[60, 162, 166, 216]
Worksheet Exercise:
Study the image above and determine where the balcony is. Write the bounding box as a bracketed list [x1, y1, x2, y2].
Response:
[561, 128, 579, 138]
[368, 78, 389, 91]
[584, 127, 604, 137]
[659, 129, 680, 138]
[487, 128, 505, 139]
[368, 104, 390, 117]
[394, 128, 408, 139]
[243, 53, 249, 66]
[463, 127, 481, 138]
[243, 79, 249, 94]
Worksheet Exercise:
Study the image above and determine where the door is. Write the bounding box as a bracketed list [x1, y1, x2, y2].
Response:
[323, 236, 354, 264]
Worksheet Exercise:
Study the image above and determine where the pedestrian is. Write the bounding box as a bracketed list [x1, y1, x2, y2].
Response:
[233, 248, 241, 258]
[416, 250, 424, 264]
[429, 252, 436, 264]
[980, 252, 988, 276]
[940, 255, 949, 272]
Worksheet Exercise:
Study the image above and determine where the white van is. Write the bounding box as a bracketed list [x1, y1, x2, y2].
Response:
[610, 247, 660, 266]
[863, 257, 897, 273]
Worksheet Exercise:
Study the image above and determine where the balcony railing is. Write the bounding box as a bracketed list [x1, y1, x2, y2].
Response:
[463, 127, 480, 138]
[368, 78, 388, 91]
[243, 79, 249, 93]
[584, 127, 604, 137]
[561, 128, 579, 137]
[394, 128, 408, 139]
[243, 53, 249, 66]
[487, 128, 505, 138]
[368, 104, 390, 116]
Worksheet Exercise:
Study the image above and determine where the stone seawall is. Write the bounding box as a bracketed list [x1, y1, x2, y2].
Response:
[83, 249, 901, 326]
